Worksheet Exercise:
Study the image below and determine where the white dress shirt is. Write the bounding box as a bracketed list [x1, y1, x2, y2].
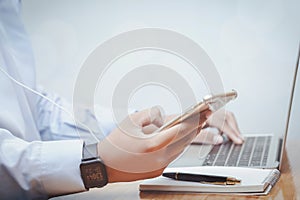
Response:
[0, 0, 115, 199]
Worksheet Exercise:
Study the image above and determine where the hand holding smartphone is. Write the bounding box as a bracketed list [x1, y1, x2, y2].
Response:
[157, 90, 237, 132]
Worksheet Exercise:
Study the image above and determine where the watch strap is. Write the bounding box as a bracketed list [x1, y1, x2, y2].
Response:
[80, 142, 108, 189]
[82, 143, 98, 161]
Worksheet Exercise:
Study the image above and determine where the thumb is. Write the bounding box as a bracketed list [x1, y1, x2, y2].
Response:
[132, 106, 165, 128]
[192, 127, 223, 145]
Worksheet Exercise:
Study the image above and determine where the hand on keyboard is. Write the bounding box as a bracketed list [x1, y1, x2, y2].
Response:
[193, 109, 244, 145]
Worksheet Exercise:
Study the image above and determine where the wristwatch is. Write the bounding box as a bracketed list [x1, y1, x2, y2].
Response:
[80, 143, 108, 189]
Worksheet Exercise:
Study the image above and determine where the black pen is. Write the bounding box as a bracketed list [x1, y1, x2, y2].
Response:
[162, 172, 241, 185]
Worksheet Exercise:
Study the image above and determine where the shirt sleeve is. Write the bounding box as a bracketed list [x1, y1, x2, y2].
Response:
[35, 87, 116, 144]
[0, 129, 85, 199]
[0, 88, 122, 199]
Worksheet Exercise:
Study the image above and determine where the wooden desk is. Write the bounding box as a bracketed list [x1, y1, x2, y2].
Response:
[54, 138, 300, 200]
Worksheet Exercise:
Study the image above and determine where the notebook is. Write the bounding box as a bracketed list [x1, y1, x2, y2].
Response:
[140, 166, 280, 195]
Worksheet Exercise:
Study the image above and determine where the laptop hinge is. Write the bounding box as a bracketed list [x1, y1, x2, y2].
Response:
[276, 138, 283, 162]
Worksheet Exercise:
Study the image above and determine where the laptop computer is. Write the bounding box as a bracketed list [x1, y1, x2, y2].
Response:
[170, 45, 300, 170]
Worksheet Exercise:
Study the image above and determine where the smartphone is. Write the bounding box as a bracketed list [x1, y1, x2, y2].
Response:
[157, 90, 238, 132]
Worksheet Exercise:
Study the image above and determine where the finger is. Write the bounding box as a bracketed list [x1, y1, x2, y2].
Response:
[160, 115, 207, 147]
[192, 128, 223, 145]
[150, 106, 165, 127]
[161, 111, 213, 157]
[148, 120, 198, 152]
[220, 112, 243, 143]
[221, 122, 243, 144]
[148, 110, 210, 152]
[226, 112, 244, 140]
[207, 110, 243, 144]
[168, 130, 197, 154]
[147, 124, 183, 151]
[142, 124, 159, 134]
[132, 106, 165, 128]
[164, 114, 178, 123]
[165, 127, 210, 161]
[183, 110, 211, 131]
[171, 111, 212, 144]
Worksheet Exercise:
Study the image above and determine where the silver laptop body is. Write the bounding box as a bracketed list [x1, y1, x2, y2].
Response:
[170, 44, 300, 170]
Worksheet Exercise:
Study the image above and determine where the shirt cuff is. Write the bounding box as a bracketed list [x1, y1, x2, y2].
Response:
[40, 140, 85, 196]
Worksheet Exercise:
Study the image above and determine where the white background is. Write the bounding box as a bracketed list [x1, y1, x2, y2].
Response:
[21, 0, 300, 138]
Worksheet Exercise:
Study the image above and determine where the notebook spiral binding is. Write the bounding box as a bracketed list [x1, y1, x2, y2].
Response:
[263, 169, 281, 186]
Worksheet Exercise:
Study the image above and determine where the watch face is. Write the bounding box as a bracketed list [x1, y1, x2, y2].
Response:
[80, 159, 108, 189]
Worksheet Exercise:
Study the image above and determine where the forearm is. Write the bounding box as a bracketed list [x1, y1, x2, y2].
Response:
[35, 88, 111, 143]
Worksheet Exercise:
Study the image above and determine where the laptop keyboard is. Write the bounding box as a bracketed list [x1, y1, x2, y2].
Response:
[203, 136, 272, 167]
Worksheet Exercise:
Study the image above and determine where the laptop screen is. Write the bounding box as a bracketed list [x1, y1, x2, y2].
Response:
[287, 48, 300, 139]
[279, 44, 300, 170]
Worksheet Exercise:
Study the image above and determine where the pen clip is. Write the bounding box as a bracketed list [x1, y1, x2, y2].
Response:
[200, 181, 227, 185]
[200, 181, 239, 185]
